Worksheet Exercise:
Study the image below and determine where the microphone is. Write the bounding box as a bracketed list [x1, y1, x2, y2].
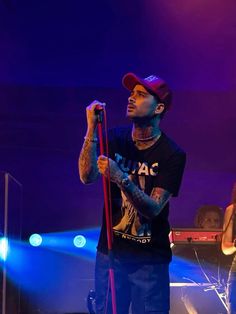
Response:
[94, 104, 104, 111]
[94, 104, 105, 122]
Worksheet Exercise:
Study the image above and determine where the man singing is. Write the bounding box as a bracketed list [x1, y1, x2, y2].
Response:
[79, 72, 186, 314]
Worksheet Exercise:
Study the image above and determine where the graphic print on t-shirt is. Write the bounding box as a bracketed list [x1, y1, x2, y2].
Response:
[113, 153, 159, 244]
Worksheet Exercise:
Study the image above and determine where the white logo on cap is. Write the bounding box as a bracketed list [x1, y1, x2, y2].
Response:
[145, 75, 158, 82]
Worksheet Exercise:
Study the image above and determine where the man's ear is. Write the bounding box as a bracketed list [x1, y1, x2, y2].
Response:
[155, 103, 165, 115]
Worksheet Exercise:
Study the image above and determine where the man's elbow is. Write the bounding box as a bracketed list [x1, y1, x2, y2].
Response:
[152, 201, 168, 218]
[221, 244, 232, 255]
[80, 174, 92, 185]
[79, 172, 99, 185]
[80, 176, 90, 185]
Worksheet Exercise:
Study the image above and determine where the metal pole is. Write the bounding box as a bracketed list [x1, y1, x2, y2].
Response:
[2, 173, 9, 314]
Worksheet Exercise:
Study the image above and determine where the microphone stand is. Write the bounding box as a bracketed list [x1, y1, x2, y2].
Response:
[95, 108, 117, 314]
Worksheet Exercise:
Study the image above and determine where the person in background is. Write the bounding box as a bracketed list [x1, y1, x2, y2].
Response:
[181, 204, 224, 314]
[222, 183, 236, 314]
[194, 204, 223, 229]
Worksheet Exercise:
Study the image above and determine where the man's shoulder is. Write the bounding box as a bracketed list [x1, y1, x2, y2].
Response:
[160, 132, 186, 156]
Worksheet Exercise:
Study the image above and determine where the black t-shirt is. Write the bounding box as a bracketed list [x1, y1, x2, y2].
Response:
[97, 126, 186, 263]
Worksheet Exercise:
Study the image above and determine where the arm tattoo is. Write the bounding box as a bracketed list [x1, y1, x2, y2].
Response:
[78, 140, 99, 184]
[121, 182, 171, 219]
[150, 188, 171, 209]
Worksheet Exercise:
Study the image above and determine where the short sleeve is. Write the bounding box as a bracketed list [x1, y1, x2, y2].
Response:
[156, 151, 186, 197]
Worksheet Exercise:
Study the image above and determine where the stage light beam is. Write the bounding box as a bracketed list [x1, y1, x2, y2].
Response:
[0, 237, 9, 261]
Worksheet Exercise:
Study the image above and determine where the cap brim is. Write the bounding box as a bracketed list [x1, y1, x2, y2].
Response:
[122, 73, 143, 91]
[122, 72, 158, 98]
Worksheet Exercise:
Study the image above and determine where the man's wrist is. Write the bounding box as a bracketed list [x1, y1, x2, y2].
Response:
[84, 129, 98, 143]
[117, 172, 130, 189]
[84, 136, 98, 143]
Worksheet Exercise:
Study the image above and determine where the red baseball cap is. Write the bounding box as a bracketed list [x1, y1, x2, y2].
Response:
[122, 72, 172, 110]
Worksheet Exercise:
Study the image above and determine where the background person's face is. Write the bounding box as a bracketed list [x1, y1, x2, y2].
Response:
[200, 211, 221, 229]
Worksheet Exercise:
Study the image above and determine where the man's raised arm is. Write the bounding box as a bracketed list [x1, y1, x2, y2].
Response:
[78, 100, 105, 184]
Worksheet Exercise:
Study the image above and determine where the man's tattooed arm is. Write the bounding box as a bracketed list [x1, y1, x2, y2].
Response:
[120, 182, 171, 219]
[79, 139, 100, 184]
[96, 155, 171, 218]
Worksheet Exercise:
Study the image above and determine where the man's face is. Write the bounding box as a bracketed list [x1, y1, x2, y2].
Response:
[126, 84, 159, 120]
[200, 211, 221, 229]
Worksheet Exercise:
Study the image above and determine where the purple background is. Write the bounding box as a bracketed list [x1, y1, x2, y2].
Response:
[0, 2, 236, 312]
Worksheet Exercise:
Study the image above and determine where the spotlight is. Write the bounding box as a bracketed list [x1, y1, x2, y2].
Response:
[73, 235, 86, 248]
[0, 237, 9, 261]
[29, 234, 42, 247]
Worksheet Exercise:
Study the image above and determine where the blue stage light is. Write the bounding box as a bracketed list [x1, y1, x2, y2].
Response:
[29, 234, 42, 247]
[73, 235, 86, 248]
[0, 237, 9, 261]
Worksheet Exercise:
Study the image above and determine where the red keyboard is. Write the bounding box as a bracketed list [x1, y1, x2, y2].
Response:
[170, 228, 222, 244]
